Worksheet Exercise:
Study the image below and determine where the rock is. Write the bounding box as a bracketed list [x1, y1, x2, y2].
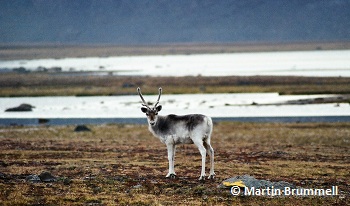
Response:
[0, 172, 6, 180]
[5, 103, 35, 112]
[25, 174, 41, 183]
[63, 177, 72, 185]
[74, 125, 91, 132]
[84, 175, 96, 181]
[39, 171, 57, 182]
[13, 67, 29, 73]
[220, 175, 296, 190]
[25, 172, 57, 183]
[38, 118, 50, 124]
[0, 160, 8, 167]
[122, 82, 135, 88]
[133, 184, 142, 189]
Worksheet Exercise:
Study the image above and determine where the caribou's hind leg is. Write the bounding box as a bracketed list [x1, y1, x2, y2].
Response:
[193, 138, 207, 180]
[204, 139, 215, 179]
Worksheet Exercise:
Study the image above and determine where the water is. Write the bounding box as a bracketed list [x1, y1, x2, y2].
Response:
[1, 93, 349, 125]
[1, 50, 350, 77]
[1, 116, 350, 126]
[1, 50, 350, 125]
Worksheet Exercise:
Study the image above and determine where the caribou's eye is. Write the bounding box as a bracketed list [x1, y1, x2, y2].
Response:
[146, 113, 149, 116]
[155, 113, 158, 115]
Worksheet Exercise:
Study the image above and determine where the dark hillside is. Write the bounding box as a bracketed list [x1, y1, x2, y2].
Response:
[1, 0, 350, 44]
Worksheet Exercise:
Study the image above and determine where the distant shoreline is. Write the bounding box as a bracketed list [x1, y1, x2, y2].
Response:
[1, 116, 350, 126]
[1, 74, 350, 97]
[1, 41, 350, 60]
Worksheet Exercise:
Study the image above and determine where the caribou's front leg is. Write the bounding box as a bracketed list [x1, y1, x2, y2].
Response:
[165, 143, 176, 179]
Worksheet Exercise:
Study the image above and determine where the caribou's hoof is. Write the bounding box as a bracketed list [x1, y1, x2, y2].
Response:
[199, 175, 206, 181]
[208, 174, 215, 180]
[166, 174, 176, 179]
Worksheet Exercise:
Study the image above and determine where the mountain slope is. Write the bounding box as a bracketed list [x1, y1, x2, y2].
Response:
[0, 0, 349, 44]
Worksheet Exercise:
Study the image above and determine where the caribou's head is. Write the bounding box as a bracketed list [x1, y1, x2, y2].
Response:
[137, 87, 162, 126]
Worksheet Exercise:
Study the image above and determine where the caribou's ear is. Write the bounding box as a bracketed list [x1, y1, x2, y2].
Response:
[141, 107, 148, 113]
[156, 105, 162, 112]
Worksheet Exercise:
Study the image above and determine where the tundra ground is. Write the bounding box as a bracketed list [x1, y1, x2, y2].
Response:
[0, 122, 349, 205]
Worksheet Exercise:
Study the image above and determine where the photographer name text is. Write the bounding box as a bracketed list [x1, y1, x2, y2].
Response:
[231, 186, 339, 197]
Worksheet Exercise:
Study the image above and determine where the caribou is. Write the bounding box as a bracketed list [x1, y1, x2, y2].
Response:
[137, 87, 215, 180]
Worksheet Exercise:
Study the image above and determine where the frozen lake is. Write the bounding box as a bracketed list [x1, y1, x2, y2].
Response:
[1, 50, 350, 77]
[1, 50, 350, 125]
[1, 93, 349, 125]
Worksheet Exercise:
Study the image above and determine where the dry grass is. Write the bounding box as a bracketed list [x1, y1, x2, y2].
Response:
[0, 122, 349, 205]
[1, 42, 350, 60]
[1, 73, 350, 97]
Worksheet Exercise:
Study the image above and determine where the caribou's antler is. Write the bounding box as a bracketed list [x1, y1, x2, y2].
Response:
[137, 87, 162, 109]
[154, 87, 162, 107]
[137, 87, 151, 109]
